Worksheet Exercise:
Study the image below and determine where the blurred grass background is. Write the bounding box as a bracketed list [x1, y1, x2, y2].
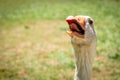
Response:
[0, 0, 120, 80]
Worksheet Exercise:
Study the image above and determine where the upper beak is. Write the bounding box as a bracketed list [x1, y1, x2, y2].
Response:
[66, 16, 76, 24]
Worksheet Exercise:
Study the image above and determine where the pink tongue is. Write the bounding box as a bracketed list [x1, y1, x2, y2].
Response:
[70, 23, 78, 31]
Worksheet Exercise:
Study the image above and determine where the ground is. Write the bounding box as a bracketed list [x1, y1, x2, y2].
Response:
[0, 20, 120, 80]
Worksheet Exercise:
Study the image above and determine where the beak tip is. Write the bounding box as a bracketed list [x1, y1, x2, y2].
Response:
[66, 16, 75, 24]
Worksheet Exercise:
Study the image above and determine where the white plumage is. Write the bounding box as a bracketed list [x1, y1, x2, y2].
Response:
[66, 16, 97, 80]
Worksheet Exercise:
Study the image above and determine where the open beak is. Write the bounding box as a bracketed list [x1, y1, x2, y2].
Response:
[66, 16, 85, 38]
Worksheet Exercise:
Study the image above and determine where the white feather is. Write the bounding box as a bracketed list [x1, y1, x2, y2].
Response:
[71, 16, 97, 80]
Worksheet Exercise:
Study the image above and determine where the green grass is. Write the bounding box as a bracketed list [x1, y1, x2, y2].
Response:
[0, 0, 120, 80]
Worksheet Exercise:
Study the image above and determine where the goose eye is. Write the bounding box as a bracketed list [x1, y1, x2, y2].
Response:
[88, 19, 93, 24]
